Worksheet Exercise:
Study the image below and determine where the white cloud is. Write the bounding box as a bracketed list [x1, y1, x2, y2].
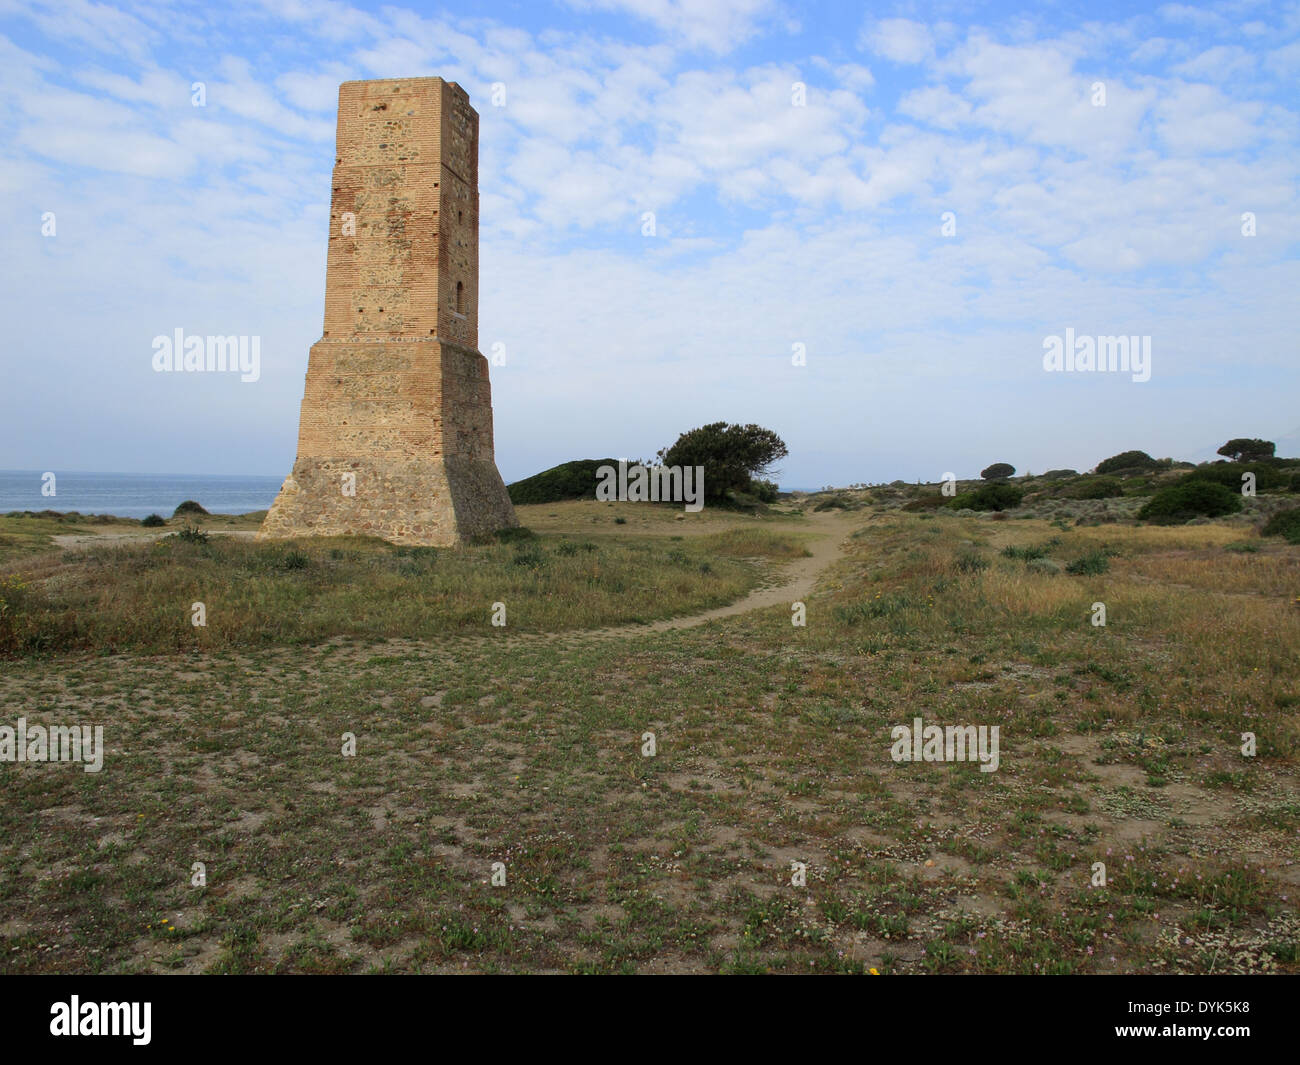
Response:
[897, 84, 971, 129]
[1172, 45, 1257, 80]
[564, 0, 779, 53]
[1155, 82, 1263, 153]
[1156, 3, 1229, 31]
[1, 0, 1297, 485]
[861, 18, 933, 64]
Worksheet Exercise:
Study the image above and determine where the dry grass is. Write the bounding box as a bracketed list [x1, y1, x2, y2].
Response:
[0, 502, 1295, 975]
[0, 525, 807, 655]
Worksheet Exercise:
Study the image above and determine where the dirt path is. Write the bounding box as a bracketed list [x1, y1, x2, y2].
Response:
[582, 508, 857, 638]
[51, 509, 860, 646]
[383, 508, 860, 656]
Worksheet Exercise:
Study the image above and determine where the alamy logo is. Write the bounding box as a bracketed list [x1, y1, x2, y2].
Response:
[1042, 328, 1151, 383]
[595, 460, 704, 512]
[50, 996, 150, 1045]
[0, 718, 104, 773]
[890, 717, 1000, 773]
[152, 328, 261, 382]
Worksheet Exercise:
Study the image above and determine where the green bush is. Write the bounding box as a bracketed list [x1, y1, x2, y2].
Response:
[954, 551, 989, 573]
[173, 500, 209, 517]
[1069, 476, 1124, 500]
[948, 483, 1024, 512]
[512, 543, 546, 568]
[751, 479, 780, 503]
[171, 525, 210, 544]
[1138, 480, 1243, 524]
[1065, 550, 1110, 575]
[902, 494, 947, 511]
[1185, 462, 1285, 492]
[1041, 469, 1079, 480]
[141, 514, 166, 528]
[813, 494, 865, 511]
[1002, 544, 1048, 561]
[1095, 450, 1159, 475]
[555, 539, 599, 556]
[1261, 507, 1300, 544]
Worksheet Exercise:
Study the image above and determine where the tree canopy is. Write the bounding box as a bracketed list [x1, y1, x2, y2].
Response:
[980, 463, 1015, 480]
[1095, 450, 1159, 475]
[1216, 438, 1275, 463]
[658, 422, 788, 502]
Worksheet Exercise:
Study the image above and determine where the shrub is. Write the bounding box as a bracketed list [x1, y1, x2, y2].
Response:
[1042, 469, 1079, 480]
[512, 543, 546, 568]
[1138, 480, 1243, 524]
[1065, 550, 1110, 576]
[980, 463, 1016, 480]
[613, 516, 627, 525]
[1095, 450, 1159, 475]
[902, 494, 947, 511]
[948, 483, 1024, 512]
[173, 500, 209, 517]
[171, 525, 210, 544]
[812, 494, 864, 511]
[1184, 462, 1285, 492]
[1261, 507, 1300, 544]
[954, 550, 989, 573]
[1002, 544, 1048, 561]
[1291, 473, 1300, 493]
[751, 479, 780, 503]
[141, 514, 166, 528]
[281, 549, 309, 571]
[1069, 476, 1124, 500]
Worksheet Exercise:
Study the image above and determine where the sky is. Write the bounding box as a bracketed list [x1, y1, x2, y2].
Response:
[1, 0, 1298, 489]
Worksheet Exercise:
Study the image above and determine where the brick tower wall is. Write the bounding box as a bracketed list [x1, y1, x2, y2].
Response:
[260, 77, 516, 546]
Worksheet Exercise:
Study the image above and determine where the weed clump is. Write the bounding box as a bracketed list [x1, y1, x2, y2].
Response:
[1066, 550, 1111, 576]
[1261, 507, 1300, 543]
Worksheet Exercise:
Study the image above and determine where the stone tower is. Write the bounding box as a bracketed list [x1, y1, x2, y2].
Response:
[260, 77, 517, 546]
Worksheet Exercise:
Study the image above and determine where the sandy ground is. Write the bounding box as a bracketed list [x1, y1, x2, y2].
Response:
[52, 529, 257, 549]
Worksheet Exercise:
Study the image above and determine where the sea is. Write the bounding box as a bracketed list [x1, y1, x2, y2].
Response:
[0, 470, 283, 520]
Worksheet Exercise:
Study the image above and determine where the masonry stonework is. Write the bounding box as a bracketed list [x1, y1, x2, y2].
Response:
[260, 77, 517, 546]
